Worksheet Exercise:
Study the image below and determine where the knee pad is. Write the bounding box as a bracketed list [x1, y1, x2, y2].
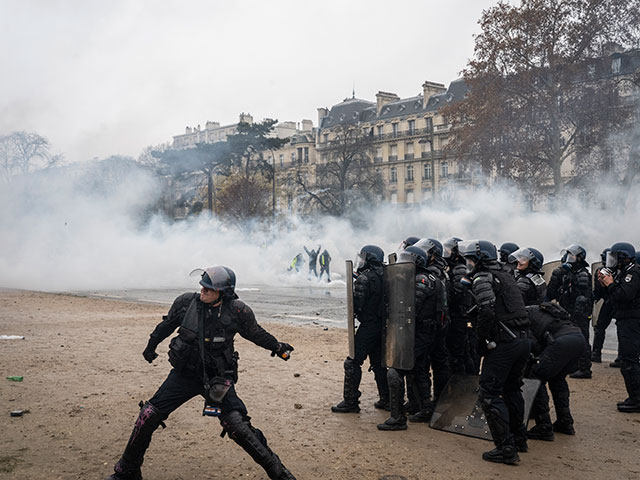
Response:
[387, 368, 402, 389]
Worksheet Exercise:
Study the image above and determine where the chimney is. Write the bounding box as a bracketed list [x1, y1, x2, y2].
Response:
[239, 112, 253, 124]
[376, 91, 400, 115]
[317, 107, 328, 126]
[301, 119, 313, 132]
[422, 81, 446, 108]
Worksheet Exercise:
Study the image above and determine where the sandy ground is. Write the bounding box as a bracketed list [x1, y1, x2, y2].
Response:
[1, 289, 639, 480]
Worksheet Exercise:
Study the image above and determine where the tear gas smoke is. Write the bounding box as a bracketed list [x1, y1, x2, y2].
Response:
[0, 163, 638, 292]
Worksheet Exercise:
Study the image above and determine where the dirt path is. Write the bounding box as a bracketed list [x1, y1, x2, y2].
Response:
[1, 290, 639, 479]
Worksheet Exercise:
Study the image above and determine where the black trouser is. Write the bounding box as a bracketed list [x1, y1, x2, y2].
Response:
[114, 369, 290, 479]
[446, 315, 469, 375]
[319, 266, 330, 281]
[574, 315, 592, 373]
[425, 325, 450, 400]
[617, 317, 640, 401]
[592, 300, 614, 353]
[466, 324, 481, 374]
[343, 321, 388, 403]
[309, 264, 317, 277]
[478, 337, 531, 448]
[530, 332, 585, 423]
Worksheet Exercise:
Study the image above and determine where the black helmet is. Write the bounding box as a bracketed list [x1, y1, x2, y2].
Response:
[397, 245, 428, 270]
[459, 240, 498, 263]
[443, 237, 462, 259]
[414, 238, 443, 262]
[499, 242, 520, 263]
[606, 242, 636, 269]
[636, 251, 640, 264]
[601, 248, 610, 264]
[560, 244, 586, 265]
[191, 265, 236, 296]
[400, 236, 420, 250]
[509, 247, 544, 271]
[357, 245, 384, 270]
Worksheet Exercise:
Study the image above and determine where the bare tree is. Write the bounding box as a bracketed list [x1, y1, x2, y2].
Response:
[0, 131, 59, 181]
[295, 123, 384, 216]
[443, 0, 640, 198]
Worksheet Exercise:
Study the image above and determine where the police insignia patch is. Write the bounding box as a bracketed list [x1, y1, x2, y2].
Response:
[625, 274, 632, 283]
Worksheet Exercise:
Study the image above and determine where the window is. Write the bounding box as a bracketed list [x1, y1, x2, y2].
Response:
[323, 133, 329, 143]
[391, 192, 398, 204]
[406, 164, 414, 182]
[408, 119, 415, 134]
[291, 152, 296, 163]
[405, 142, 414, 159]
[304, 147, 309, 163]
[279, 154, 284, 166]
[406, 190, 414, 204]
[390, 167, 397, 183]
[297, 147, 303, 163]
[392, 123, 399, 137]
[441, 161, 449, 177]
[426, 116, 433, 132]
[612, 57, 621, 75]
[377, 125, 384, 139]
[423, 163, 432, 179]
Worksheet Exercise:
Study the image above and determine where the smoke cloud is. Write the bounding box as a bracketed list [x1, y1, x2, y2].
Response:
[0, 162, 638, 293]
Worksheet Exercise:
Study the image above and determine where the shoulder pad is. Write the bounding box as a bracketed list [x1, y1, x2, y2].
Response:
[528, 273, 546, 286]
[416, 273, 436, 289]
[473, 271, 493, 283]
[230, 298, 249, 314]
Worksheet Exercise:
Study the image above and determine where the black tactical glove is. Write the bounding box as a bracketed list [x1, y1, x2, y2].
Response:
[271, 342, 294, 360]
[143, 344, 159, 363]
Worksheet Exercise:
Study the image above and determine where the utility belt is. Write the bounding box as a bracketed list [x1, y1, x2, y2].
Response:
[492, 320, 530, 343]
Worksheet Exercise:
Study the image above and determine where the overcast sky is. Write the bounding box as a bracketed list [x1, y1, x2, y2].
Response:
[0, 0, 503, 163]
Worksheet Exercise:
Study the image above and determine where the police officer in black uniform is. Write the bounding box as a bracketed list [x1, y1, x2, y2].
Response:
[510, 247, 547, 306]
[459, 240, 531, 465]
[499, 242, 520, 274]
[377, 246, 447, 431]
[598, 242, 640, 413]
[545, 244, 593, 379]
[591, 248, 616, 364]
[526, 302, 586, 440]
[106, 266, 296, 480]
[332, 245, 389, 413]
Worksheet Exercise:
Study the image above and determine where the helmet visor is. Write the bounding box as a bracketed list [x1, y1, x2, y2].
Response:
[560, 249, 577, 264]
[457, 240, 476, 258]
[508, 248, 533, 266]
[606, 251, 618, 269]
[356, 253, 367, 270]
[397, 250, 417, 265]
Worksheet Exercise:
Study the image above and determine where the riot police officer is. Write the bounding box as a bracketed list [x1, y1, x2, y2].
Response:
[332, 245, 389, 413]
[443, 237, 476, 375]
[545, 244, 593, 379]
[526, 302, 586, 440]
[592, 248, 615, 363]
[377, 246, 447, 431]
[106, 266, 296, 480]
[459, 240, 531, 465]
[598, 242, 640, 413]
[510, 247, 547, 306]
[499, 242, 520, 274]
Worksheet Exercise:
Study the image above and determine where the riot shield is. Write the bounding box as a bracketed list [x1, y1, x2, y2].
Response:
[429, 375, 541, 441]
[383, 262, 415, 370]
[388, 252, 397, 265]
[346, 260, 356, 359]
[591, 261, 603, 327]
[541, 260, 562, 281]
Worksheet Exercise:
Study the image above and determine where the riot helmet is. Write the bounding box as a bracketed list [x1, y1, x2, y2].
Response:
[509, 247, 544, 271]
[560, 244, 587, 266]
[414, 238, 443, 264]
[443, 237, 462, 259]
[459, 240, 498, 274]
[399, 236, 420, 251]
[356, 245, 385, 271]
[606, 242, 636, 269]
[397, 245, 428, 270]
[499, 242, 519, 263]
[600, 248, 610, 264]
[190, 265, 236, 296]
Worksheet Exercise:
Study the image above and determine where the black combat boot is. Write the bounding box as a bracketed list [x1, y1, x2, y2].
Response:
[374, 397, 390, 410]
[221, 411, 296, 480]
[591, 350, 602, 363]
[552, 406, 575, 435]
[569, 369, 592, 379]
[513, 423, 529, 452]
[331, 358, 361, 413]
[617, 370, 640, 413]
[482, 445, 520, 465]
[527, 413, 554, 441]
[377, 368, 407, 431]
[408, 401, 434, 423]
[610, 357, 621, 368]
[373, 364, 390, 411]
[106, 401, 167, 480]
[481, 399, 520, 465]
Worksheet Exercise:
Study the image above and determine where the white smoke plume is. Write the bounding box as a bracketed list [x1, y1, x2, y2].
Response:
[0, 162, 638, 293]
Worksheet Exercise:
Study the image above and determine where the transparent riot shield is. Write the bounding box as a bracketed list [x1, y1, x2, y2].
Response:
[591, 261, 603, 327]
[541, 260, 562, 282]
[429, 375, 541, 441]
[346, 260, 356, 359]
[383, 262, 415, 370]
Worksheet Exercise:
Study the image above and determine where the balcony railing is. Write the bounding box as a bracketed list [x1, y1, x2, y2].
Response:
[404, 154, 414, 160]
[374, 157, 383, 163]
[388, 155, 398, 162]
